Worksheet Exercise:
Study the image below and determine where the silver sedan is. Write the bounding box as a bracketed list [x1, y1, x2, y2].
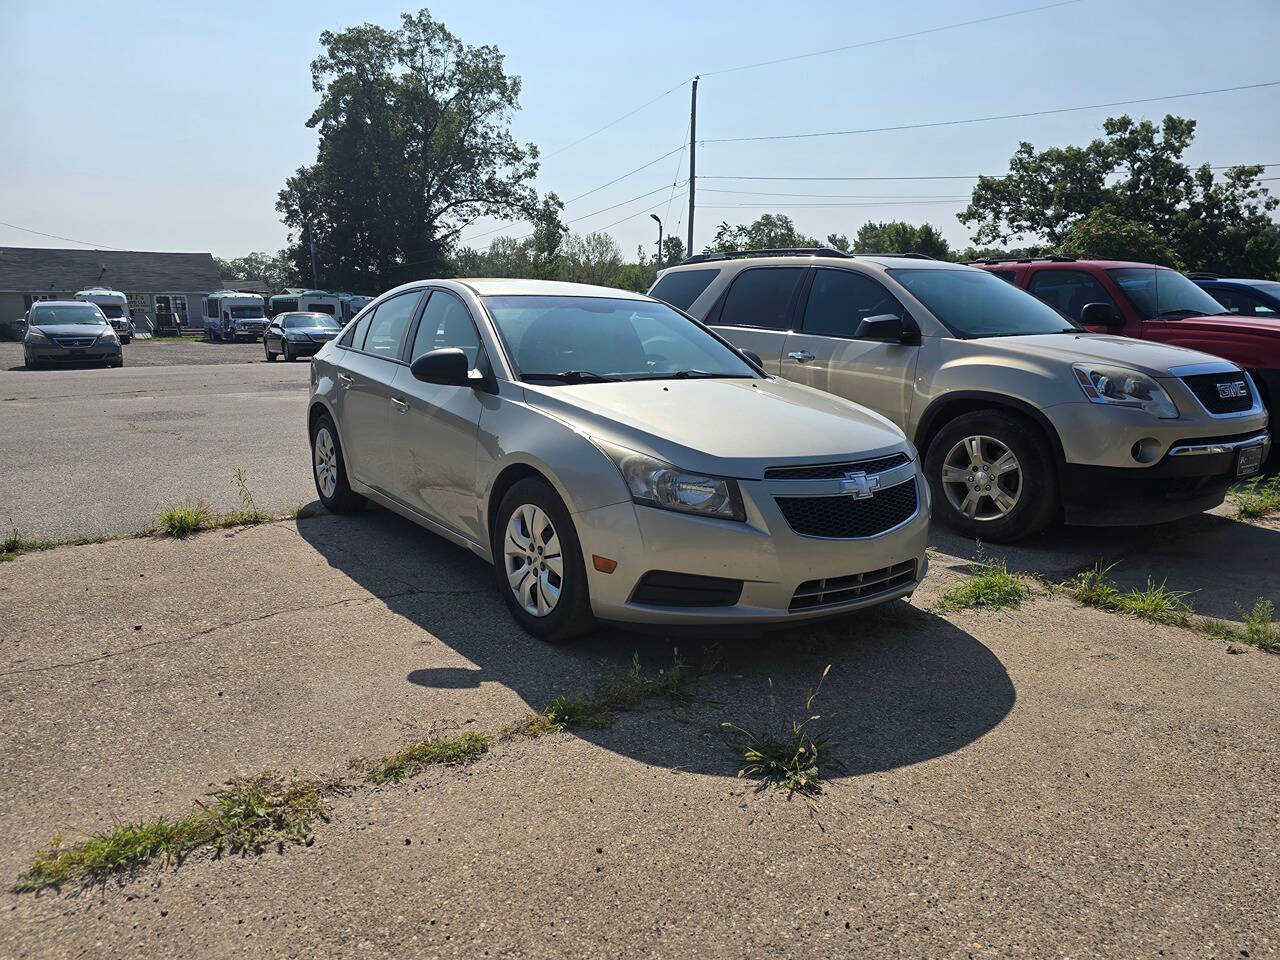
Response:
[307, 279, 930, 641]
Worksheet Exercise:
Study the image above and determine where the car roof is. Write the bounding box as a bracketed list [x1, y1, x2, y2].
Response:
[1195, 277, 1279, 288]
[452, 278, 651, 300]
[30, 300, 100, 308]
[975, 258, 1166, 270]
[661, 254, 972, 274]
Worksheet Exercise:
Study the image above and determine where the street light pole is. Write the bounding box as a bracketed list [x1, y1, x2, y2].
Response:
[650, 214, 663, 269]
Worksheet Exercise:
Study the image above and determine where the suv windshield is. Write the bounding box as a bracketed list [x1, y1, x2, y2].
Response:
[229, 305, 264, 319]
[29, 304, 106, 326]
[284, 313, 338, 329]
[482, 295, 757, 383]
[1107, 268, 1228, 319]
[890, 268, 1076, 338]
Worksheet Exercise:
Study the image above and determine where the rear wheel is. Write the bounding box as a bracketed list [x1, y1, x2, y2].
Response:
[925, 410, 1058, 542]
[311, 413, 365, 513]
[492, 478, 595, 642]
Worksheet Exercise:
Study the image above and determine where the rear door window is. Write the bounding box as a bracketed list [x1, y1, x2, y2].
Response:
[360, 292, 421, 358]
[717, 268, 806, 330]
[648, 269, 720, 312]
[1027, 269, 1118, 323]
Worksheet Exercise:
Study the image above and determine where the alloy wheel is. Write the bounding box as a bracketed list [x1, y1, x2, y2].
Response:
[503, 504, 563, 617]
[313, 426, 339, 499]
[940, 434, 1022, 522]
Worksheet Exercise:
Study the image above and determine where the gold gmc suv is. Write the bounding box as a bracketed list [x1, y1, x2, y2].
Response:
[651, 250, 1271, 542]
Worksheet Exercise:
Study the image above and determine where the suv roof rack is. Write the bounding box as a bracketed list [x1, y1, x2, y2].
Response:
[1186, 271, 1221, 280]
[970, 255, 1077, 265]
[679, 247, 853, 265]
[863, 252, 936, 260]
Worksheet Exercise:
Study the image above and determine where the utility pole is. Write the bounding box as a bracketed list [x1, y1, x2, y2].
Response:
[307, 223, 318, 289]
[687, 76, 697, 256]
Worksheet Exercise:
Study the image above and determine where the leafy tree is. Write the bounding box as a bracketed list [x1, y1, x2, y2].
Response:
[526, 193, 567, 280]
[659, 235, 685, 267]
[824, 233, 851, 251]
[851, 221, 952, 260]
[704, 214, 818, 253]
[561, 232, 624, 286]
[214, 251, 299, 290]
[959, 114, 1278, 276]
[1057, 210, 1181, 267]
[277, 9, 539, 292]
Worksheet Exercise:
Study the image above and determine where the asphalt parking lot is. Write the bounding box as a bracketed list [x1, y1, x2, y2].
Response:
[2, 351, 1278, 959]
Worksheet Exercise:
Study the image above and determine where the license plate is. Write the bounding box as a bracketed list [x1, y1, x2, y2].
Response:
[70, 349, 85, 356]
[1236, 444, 1264, 477]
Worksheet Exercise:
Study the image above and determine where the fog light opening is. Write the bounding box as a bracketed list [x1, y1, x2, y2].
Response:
[1131, 438, 1162, 464]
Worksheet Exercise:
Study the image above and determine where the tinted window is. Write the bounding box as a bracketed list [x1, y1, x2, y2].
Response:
[989, 270, 1018, 284]
[891, 268, 1074, 338]
[802, 269, 905, 338]
[1212, 287, 1277, 318]
[411, 291, 482, 366]
[344, 312, 373, 350]
[1027, 269, 1118, 324]
[361, 292, 420, 358]
[649, 269, 720, 311]
[1107, 268, 1227, 319]
[718, 268, 806, 330]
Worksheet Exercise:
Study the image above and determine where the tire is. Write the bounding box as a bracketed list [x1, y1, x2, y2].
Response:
[283, 341, 293, 362]
[310, 412, 364, 514]
[924, 409, 1058, 543]
[265, 341, 276, 361]
[121, 336, 131, 345]
[491, 477, 595, 642]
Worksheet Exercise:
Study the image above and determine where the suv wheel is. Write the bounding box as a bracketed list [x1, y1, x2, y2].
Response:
[492, 477, 595, 642]
[311, 413, 365, 513]
[925, 410, 1058, 542]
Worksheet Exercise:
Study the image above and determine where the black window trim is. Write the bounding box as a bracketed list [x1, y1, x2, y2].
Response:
[795, 265, 918, 342]
[711, 265, 811, 332]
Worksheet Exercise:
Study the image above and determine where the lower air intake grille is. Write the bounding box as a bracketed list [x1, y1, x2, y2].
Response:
[790, 560, 917, 612]
[775, 479, 918, 539]
[630, 570, 743, 608]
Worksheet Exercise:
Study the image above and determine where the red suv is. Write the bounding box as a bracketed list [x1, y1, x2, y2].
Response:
[974, 257, 1279, 466]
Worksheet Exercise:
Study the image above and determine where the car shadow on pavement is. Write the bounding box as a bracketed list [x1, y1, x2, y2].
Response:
[298, 509, 1016, 780]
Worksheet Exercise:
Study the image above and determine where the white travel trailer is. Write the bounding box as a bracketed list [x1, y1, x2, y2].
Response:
[268, 289, 342, 319]
[338, 293, 373, 322]
[74, 288, 134, 342]
[204, 291, 268, 342]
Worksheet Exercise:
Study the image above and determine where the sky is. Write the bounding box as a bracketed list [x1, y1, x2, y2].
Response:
[2, 0, 1278, 263]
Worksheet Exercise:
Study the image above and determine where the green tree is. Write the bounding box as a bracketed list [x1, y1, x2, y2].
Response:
[214, 251, 299, 291]
[527, 193, 567, 280]
[277, 9, 539, 292]
[561, 232, 624, 286]
[704, 214, 818, 253]
[1057, 209, 1181, 267]
[659, 235, 685, 267]
[851, 221, 952, 260]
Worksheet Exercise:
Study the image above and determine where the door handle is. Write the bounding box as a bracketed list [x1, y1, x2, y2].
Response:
[787, 350, 815, 363]
[337, 373, 354, 388]
[390, 396, 409, 414]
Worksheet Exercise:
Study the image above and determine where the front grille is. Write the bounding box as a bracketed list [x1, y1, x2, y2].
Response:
[630, 570, 743, 608]
[775, 478, 918, 539]
[790, 560, 917, 612]
[765, 452, 910, 480]
[54, 337, 95, 347]
[1181, 372, 1254, 415]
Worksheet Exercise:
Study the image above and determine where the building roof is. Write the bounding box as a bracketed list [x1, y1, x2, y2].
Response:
[0, 247, 222, 294]
[222, 278, 271, 294]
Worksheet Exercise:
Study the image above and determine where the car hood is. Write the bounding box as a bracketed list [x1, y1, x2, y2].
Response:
[521, 376, 911, 478]
[29, 323, 111, 338]
[1160, 314, 1280, 337]
[973, 333, 1231, 376]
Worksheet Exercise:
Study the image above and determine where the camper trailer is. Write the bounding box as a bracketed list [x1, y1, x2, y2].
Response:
[338, 293, 373, 322]
[268, 289, 342, 319]
[74, 288, 134, 343]
[204, 291, 268, 342]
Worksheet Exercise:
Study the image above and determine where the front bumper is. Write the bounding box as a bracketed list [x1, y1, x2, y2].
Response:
[284, 338, 327, 355]
[26, 340, 122, 364]
[232, 322, 267, 337]
[572, 471, 931, 627]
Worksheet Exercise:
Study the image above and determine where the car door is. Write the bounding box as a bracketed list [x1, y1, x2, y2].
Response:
[706, 267, 808, 373]
[780, 267, 920, 428]
[332, 290, 423, 490]
[385, 289, 489, 544]
[265, 318, 283, 352]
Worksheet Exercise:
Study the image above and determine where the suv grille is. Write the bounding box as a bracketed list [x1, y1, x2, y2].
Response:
[1181, 371, 1254, 415]
[775, 479, 918, 539]
[790, 560, 917, 612]
[629, 570, 743, 608]
[764, 452, 910, 480]
[55, 337, 95, 347]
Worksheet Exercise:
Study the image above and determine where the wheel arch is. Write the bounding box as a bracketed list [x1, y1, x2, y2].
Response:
[913, 391, 1066, 466]
[484, 459, 562, 549]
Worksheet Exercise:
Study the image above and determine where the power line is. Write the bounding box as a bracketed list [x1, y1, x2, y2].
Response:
[702, 0, 1081, 77]
[0, 219, 126, 250]
[699, 199, 970, 209]
[542, 80, 690, 159]
[699, 81, 1280, 145]
[699, 187, 970, 199]
[700, 163, 1278, 182]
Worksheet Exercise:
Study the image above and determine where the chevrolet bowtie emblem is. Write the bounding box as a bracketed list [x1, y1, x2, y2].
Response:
[839, 470, 879, 499]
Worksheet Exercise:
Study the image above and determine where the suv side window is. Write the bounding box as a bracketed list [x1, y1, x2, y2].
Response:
[359, 291, 421, 358]
[649, 269, 720, 311]
[717, 267, 806, 329]
[1213, 287, 1276, 318]
[409, 290, 483, 366]
[1027, 269, 1117, 323]
[802, 268, 907, 338]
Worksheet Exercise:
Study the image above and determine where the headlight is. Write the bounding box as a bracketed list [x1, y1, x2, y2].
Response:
[27, 328, 49, 343]
[98, 329, 119, 343]
[1071, 364, 1178, 419]
[594, 439, 746, 521]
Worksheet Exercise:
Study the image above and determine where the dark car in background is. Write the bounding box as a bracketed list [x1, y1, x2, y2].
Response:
[264, 311, 342, 361]
[23, 301, 123, 369]
[1190, 275, 1280, 320]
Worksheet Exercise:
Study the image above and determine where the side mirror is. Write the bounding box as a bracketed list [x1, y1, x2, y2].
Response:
[411, 347, 471, 387]
[1080, 302, 1121, 327]
[741, 349, 764, 368]
[855, 314, 916, 343]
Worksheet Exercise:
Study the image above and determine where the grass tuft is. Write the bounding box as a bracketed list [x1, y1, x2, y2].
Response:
[363, 731, 491, 784]
[542, 652, 691, 730]
[722, 665, 840, 797]
[1229, 474, 1280, 520]
[1061, 563, 1191, 626]
[155, 502, 213, 538]
[14, 772, 326, 892]
[935, 552, 1030, 613]
[224, 468, 271, 527]
[1202, 599, 1280, 654]
[499, 713, 562, 740]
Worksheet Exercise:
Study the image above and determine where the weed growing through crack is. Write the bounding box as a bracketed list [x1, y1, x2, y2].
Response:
[1, 529, 114, 561]
[1061, 563, 1191, 626]
[1202, 599, 1280, 654]
[14, 773, 327, 892]
[362, 731, 491, 784]
[1230, 474, 1280, 520]
[935, 550, 1029, 613]
[722, 665, 839, 797]
[226, 468, 271, 526]
[542, 651, 691, 730]
[154, 502, 214, 538]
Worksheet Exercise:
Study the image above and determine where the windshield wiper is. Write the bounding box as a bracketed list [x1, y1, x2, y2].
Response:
[522, 370, 620, 384]
[633, 369, 752, 380]
[1154, 308, 1205, 319]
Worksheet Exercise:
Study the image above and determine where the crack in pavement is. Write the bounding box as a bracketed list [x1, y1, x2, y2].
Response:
[0, 587, 486, 677]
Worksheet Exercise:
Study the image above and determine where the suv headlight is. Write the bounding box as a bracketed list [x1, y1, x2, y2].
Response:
[98, 329, 119, 343]
[1072, 364, 1178, 419]
[594, 439, 746, 521]
[27, 327, 49, 343]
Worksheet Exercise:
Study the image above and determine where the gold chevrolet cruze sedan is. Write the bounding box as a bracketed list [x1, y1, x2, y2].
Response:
[308, 279, 930, 641]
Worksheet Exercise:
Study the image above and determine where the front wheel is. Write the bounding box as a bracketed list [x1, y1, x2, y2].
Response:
[265, 340, 277, 362]
[492, 478, 595, 642]
[311, 413, 365, 514]
[924, 410, 1058, 543]
[282, 341, 293, 362]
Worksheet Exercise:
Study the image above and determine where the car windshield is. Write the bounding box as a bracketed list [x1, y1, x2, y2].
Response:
[96, 303, 125, 318]
[890, 268, 1076, 338]
[482, 295, 757, 383]
[284, 313, 338, 329]
[229, 305, 263, 319]
[30, 304, 106, 326]
[1107, 268, 1228, 318]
